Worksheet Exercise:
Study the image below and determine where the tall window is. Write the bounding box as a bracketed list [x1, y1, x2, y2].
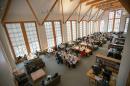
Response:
[124, 18, 129, 33]
[44, 22, 55, 48]
[66, 21, 72, 41]
[72, 21, 76, 40]
[66, 21, 77, 41]
[44, 21, 62, 48]
[77, 23, 79, 38]
[94, 21, 99, 32]
[79, 21, 83, 37]
[114, 10, 122, 32]
[6, 23, 28, 57]
[108, 11, 114, 32]
[88, 22, 91, 34]
[100, 20, 105, 32]
[79, 21, 87, 37]
[24, 23, 40, 53]
[90, 21, 93, 34]
[54, 21, 62, 45]
[86, 22, 89, 35]
[83, 21, 87, 36]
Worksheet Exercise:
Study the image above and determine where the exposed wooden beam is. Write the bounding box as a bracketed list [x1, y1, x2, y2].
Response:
[26, 0, 39, 22]
[80, 0, 87, 3]
[65, 3, 80, 23]
[42, 0, 59, 24]
[88, 8, 100, 22]
[1, 0, 12, 23]
[94, 9, 100, 20]
[97, 0, 119, 8]
[79, 6, 92, 22]
[96, 3, 112, 21]
[86, 7, 93, 21]
[61, 0, 65, 24]
[119, 0, 130, 13]
[78, 4, 82, 22]
[101, 5, 123, 10]
[93, 0, 116, 6]
[86, 0, 101, 6]
[95, 10, 106, 21]
[87, 0, 106, 6]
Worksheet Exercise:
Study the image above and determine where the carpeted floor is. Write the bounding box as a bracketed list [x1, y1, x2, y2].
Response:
[17, 43, 108, 86]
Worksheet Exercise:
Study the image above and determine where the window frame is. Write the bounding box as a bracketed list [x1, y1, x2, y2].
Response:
[4, 21, 41, 60]
[113, 10, 122, 32]
[44, 20, 63, 48]
[108, 11, 115, 32]
[100, 20, 105, 32]
[66, 20, 77, 41]
[107, 10, 122, 32]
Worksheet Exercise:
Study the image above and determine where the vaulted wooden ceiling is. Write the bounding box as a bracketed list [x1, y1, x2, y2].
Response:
[0, 0, 129, 23]
[80, 0, 130, 12]
[80, 0, 123, 10]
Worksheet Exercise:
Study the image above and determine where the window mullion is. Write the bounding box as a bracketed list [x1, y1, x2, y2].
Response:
[20, 23, 31, 54]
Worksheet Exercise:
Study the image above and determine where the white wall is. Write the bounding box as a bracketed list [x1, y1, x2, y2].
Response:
[0, 24, 16, 69]
[0, 39, 15, 86]
[119, 15, 126, 32]
[117, 18, 130, 86]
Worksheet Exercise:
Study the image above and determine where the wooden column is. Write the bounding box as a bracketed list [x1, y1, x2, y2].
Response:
[20, 23, 31, 54]
[35, 22, 42, 50]
[70, 21, 73, 41]
[61, 0, 65, 24]
[52, 22, 57, 47]
[112, 11, 116, 32]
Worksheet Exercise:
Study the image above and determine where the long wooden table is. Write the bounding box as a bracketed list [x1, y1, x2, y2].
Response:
[72, 45, 92, 55]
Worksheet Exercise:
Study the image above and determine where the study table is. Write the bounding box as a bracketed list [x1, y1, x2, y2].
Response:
[59, 51, 80, 65]
[80, 42, 88, 46]
[72, 45, 92, 55]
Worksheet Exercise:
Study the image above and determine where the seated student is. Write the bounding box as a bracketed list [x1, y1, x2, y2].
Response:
[75, 50, 79, 57]
[57, 55, 63, 64]
[80, 49, 86, 57]
[55, 51, 59, 57]
[52, 73, 58, 79]
[56, 52, 63, 64]
[41, 80, 45, 86]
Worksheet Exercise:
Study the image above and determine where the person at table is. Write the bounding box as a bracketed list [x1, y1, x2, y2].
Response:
[56, 52, 63, 64]
[80, 49, 86, 57]
[75, 50, 79, 57]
